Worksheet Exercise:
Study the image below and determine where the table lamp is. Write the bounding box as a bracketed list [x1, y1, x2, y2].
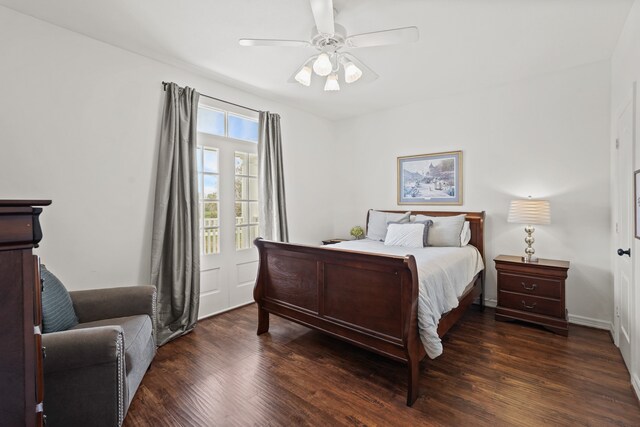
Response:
[507, 197, 551, 263]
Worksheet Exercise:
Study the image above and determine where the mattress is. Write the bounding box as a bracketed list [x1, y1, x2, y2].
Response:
[325, 239, 484, 359]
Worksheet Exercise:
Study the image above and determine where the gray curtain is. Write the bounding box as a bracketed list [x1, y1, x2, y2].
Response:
[258, 112, 289, 242]
[151, 83, 200, 346]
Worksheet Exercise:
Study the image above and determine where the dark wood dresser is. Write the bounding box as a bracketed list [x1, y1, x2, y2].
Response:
[494, 255, 570, 335]
[0, 200, 51, 426]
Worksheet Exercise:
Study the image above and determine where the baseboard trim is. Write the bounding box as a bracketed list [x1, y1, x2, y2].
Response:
[632, 374, 640, 404]
[567, 314, 613, 331]
[483, 298, 612, 331]
[198, 301, 254, 321]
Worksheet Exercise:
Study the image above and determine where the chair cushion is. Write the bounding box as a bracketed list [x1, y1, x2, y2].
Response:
[41, 266, 79, 333]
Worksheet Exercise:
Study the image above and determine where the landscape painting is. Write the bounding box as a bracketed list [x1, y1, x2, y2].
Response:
[397, 151, 462, 205]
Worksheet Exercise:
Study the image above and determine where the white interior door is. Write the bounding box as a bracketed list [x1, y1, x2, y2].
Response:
[616, 93, 634, 371]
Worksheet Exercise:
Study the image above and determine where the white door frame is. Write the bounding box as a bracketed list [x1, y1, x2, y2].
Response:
[613, 82, 636, 375]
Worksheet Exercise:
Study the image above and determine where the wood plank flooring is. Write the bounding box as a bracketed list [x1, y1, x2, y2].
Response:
[125, 305, 640, 426]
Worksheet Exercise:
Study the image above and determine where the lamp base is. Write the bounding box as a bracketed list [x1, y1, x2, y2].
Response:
[523, 225, 538, 263]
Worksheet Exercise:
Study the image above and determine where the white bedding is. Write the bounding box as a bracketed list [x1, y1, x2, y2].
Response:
[325, 239, 484, 359]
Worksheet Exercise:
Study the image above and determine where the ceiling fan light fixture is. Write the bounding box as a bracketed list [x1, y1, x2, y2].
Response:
[313, 53, 333, 76]
[343, 61, 362, 83]
[240, 1, 418, 91]
[324, 73, 340, 91]
[294, 65, 312, 86]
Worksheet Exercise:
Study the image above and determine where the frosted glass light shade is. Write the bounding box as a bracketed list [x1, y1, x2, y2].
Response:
[313, 53, 332, 76]
[324, 74, 340, 91]
[508, 199, 551, 225]
[294, 66, 312, 86]
[344, 61, 362, 83]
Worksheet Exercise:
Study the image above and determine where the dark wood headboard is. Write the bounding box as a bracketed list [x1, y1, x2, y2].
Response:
[366, 210, 486, 262]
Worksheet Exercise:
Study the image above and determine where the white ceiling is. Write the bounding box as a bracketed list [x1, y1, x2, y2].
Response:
[1, 0, 634, 120]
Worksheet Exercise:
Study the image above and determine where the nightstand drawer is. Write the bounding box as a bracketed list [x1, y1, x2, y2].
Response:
[498, 291, 563, 318]
[498, 272, 561, 299]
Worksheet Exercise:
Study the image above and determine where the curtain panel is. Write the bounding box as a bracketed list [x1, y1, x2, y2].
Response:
[258, 112, 289, 242]
[151, 83, 200, 346]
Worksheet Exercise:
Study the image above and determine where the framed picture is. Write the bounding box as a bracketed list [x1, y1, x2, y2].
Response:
[397, 151, 463, 205]
[635, 170, 640, 239]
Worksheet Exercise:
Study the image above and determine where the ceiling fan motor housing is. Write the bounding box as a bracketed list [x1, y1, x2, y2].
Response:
[311, 24, 347, 53]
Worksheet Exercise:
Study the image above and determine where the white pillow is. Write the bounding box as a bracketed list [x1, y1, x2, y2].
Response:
[384, 223, 425, 248]
[461, 221, 471, 246]
[414, 214, 466, 247]
[367, 210, 410, 241]
[409, 215, 471, 246]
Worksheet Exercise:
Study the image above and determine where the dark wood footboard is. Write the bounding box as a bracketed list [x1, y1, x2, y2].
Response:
[253, 210, 485, 406]
[253, 239, 425, 404]
[253, 240, 421, 360]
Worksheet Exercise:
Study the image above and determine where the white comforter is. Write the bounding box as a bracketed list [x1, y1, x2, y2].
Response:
[325, 239, 484, 359]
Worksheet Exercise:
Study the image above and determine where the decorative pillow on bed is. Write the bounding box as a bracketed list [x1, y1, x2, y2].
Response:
[461, 221, 471, 246]
[367, 210, 410, 241]
[414, 214, 466, 247]
[389, 219, 433, 247]
[384, 223, 426, 248]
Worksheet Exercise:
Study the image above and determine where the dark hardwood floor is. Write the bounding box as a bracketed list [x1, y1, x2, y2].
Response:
[125, 305, 640, 426]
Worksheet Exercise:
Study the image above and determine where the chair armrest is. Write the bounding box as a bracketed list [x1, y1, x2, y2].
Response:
[42, 326, 124, 374]
[42, 326, 127, 426]
[70, 285, 156, 323]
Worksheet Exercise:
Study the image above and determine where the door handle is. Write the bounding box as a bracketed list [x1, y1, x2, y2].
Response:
[617, 248, 631, 257]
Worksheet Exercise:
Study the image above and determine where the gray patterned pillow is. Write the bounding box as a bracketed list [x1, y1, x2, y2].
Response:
[415, 214, 466, 247]
[367, 210, 410, 241]
[41, 266, 78, 333]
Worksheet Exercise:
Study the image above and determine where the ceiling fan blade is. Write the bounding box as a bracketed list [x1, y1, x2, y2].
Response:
[345, 26, 419, 48]
[310, 0, 335, 36]
[342, 53, 379, 83]
[239, 39, 310, 47]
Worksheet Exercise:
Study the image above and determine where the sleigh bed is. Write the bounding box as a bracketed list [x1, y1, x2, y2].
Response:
[253, 210, 485, 406]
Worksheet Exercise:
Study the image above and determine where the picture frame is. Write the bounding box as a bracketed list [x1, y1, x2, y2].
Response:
[397, 150, 463, 205]
[635, 169, 640, 239]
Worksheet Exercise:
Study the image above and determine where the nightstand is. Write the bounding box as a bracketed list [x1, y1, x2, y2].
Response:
[494, 255, 570, 335]
[322, 238, 348, 245]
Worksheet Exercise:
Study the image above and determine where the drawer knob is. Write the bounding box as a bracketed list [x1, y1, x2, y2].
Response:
[521, 300, 537, 309]
[521, 282, 537, 291]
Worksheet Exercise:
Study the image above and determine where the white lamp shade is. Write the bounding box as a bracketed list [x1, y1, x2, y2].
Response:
[324, 74, 340, 91]
[508, 199, 551, 225]
[294, 66, 312, 86]
[313, 53, 332, 76]
[344, 61, 362, 83]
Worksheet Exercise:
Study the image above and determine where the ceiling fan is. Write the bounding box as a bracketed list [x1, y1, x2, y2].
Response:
[238, 0, 419, 91]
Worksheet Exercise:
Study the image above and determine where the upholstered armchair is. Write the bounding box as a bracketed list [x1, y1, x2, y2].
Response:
[42, 286, 156, 427]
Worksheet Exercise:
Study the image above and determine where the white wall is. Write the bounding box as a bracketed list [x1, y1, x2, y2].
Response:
[0, 5, 618, 334]
[0, 7, 337, 290]
[333, 60, 613, 327]
[612, 0, 640, 397]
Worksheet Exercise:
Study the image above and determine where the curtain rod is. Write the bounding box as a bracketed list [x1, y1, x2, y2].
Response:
[162, 81, 262, 114]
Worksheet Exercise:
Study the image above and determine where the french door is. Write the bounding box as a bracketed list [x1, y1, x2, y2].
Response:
[196, 102, 259, 318]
